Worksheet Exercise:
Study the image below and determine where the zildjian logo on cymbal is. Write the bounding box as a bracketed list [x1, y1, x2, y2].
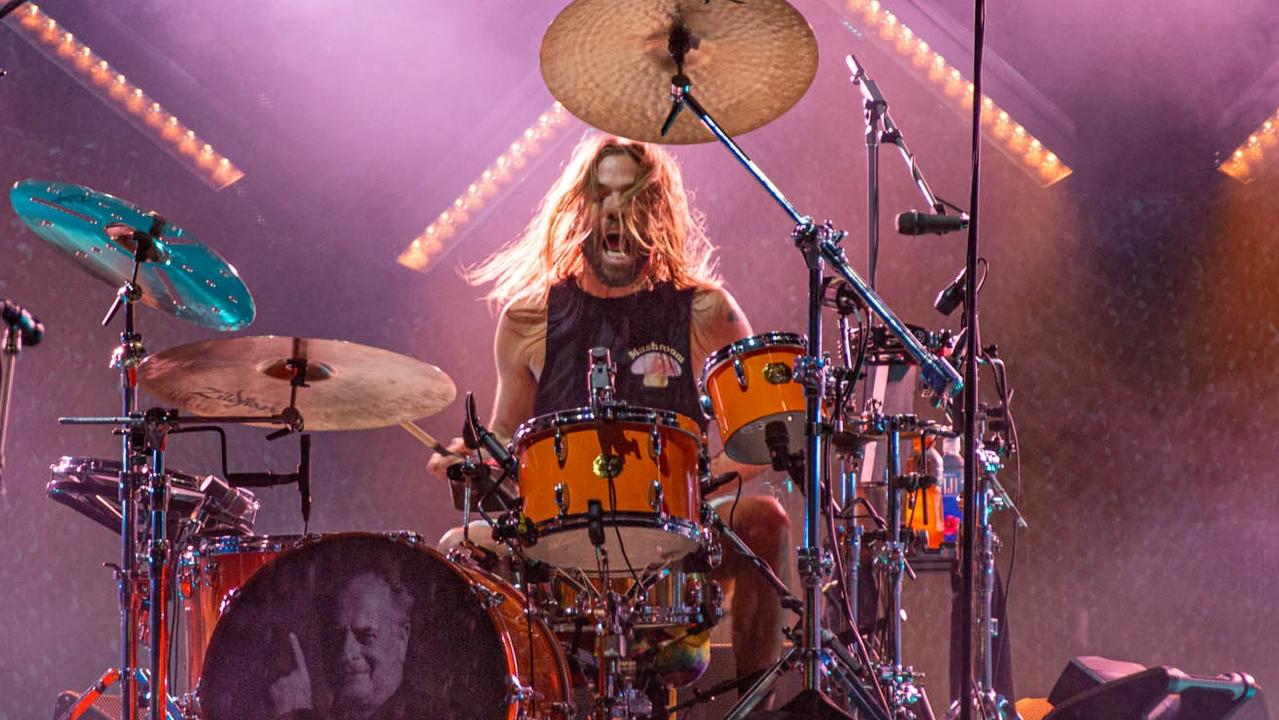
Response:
[186, 386, 276, 413]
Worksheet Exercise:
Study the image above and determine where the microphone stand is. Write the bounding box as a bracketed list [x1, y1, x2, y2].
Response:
[0, 323, 20, 497]
[845, 52, 950, 291]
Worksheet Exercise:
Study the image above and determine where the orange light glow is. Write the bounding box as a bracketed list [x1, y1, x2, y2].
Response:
[4, 3, 244, 189]
[398, 102, 572, 271]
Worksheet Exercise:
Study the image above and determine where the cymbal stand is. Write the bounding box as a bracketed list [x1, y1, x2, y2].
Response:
[66, 214, 302, 719]
[660, 23, 961, 719]
[0, 321, 22, 496]
[97, 215, 159, 720]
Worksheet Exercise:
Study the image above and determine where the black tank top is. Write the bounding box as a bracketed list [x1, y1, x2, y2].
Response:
[534, 279, 705, 428]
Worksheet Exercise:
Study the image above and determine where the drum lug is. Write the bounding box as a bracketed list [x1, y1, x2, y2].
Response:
[553, 422, 567, 467]
[732, 351, 748, 389]
[505, 674, 535, 704]
[554, 482, 570, 517]
[648, 419, 663, 461]
[698, 393, 715, 419]
[471, 582, 507, 610]
[648, 479, 664, 513]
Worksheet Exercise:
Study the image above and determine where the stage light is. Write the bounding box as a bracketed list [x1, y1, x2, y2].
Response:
[4, 3, 245, 190]
[397, 102, 572, 271]
[1219, 106, 1279, 182]
[840, 0, 1073, 186]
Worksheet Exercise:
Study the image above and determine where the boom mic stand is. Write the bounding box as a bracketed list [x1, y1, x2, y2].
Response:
[659, 23, 962, 720]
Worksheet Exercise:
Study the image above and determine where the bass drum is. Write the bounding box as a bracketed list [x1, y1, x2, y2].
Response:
[194, 533, 571, 720]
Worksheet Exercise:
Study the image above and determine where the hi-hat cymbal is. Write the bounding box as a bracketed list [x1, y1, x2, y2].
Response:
[137, 336, 456, 431]
[9, 179, 255, 331]
[540, 0, 818, 144]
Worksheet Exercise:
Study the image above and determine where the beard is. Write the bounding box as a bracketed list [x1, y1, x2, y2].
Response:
[582, 229, 650, 288]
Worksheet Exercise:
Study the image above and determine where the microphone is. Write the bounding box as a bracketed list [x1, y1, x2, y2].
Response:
[764, 421, 792, 472]
[700, 471, 740, 497]
[896, 210, 968, 236]
[463, 392, 515, 470]
[933, 266, 967, 316]
[822, 277, 862, 315]
[197, 473, 260, 524]
[586, 499, 605, 548]
[1, 299, 43, 346]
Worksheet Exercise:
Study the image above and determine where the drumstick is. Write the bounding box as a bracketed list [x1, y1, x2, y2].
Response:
[399, 421, 463, 457]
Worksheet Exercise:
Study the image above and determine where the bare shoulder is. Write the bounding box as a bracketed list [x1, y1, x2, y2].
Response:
[691, 285, 753, 362]
[495, 292, 548, 373]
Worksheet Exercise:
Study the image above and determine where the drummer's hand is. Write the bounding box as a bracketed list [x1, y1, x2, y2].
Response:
[426, 436, 469, 481]
[270, 632, 313, 715]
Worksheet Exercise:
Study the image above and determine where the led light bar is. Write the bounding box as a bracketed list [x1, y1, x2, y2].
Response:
[397, 102, 571, 271]
[843, 0, 1072, 187]
[5, 4, 245, 190]
[1218, 107, 1279, 183]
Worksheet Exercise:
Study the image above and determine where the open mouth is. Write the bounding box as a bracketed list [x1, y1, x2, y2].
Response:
[602, 219, 627, 258]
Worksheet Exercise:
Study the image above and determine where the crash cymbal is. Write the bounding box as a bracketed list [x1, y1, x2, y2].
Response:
[9, 179, 255, 331]
[540, 0, 817, 144]
[137, 336, 456, 431]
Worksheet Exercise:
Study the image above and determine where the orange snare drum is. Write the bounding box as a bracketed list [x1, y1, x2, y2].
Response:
[699, 332, 808, 464]
[184, 533, 571, 720]
[514, 406, 707, 569]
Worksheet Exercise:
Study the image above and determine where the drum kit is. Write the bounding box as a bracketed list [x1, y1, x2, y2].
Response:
[4, 1, 1031, 720]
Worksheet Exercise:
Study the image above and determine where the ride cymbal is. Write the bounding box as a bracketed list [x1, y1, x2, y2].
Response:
[540, 0, 818, 144]
[9, 179, 255, 331]
[138, 336, 456, 431]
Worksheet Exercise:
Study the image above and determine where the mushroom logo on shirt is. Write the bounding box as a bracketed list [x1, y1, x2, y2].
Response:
[628, 343, 685, 388]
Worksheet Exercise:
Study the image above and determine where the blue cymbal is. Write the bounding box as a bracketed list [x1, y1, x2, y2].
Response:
[9, 179, 255, 331]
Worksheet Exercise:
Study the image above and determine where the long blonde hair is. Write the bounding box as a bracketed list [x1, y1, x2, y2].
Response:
[466, 133, 721, 308]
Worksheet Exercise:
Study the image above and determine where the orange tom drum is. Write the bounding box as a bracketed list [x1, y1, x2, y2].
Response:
[699, 332, 807, 465]
[514, 406, 708, 569]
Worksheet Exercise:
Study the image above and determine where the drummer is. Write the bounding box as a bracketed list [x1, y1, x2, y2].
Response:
[427, 133, 789, 695]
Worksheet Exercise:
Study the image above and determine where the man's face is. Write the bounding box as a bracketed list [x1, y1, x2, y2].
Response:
[331, 575, 409, 716]
[583, 152, 649, 288]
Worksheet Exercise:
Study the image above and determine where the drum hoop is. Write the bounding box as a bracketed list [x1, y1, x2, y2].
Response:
[699, 331, 808, 385]
[513, 405, 702, 449]
[535, 514, 709, 548]
[50, 454, 201, 485]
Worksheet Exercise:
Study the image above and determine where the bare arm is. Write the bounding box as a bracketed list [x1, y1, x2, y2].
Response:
[488, 298, 542, 442]
[426, 297, 542, 481]
[691, 286, 765, 490]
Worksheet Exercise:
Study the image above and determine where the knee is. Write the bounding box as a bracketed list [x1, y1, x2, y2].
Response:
[435, 520, 495, 556]
[726, 495, 790, 555]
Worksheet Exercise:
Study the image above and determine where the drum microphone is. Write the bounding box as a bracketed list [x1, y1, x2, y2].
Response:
[586, 499, 605, 547]
[933, 266, 967, 316]
[896, 210, 968, 236]
[1, 298, 44, 346]
[822, 277, 862, 315]
[700, 471, 740, 497]
[198, 474, 260, 525]
[463, 392, 515, 471]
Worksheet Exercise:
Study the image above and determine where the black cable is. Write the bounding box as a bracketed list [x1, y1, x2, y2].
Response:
[607, 476, 643, 587]
[728, 472, 743, 530]
[167, 425, 229, 478]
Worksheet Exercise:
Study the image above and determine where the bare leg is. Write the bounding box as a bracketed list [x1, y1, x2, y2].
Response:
[712, 494, 791, 681]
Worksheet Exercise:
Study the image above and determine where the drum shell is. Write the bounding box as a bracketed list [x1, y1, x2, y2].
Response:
[515, 407, 706, 568]
[179, 534, 305, 692]
[187, 533, 571, 719]
[700, 334, 807, 465]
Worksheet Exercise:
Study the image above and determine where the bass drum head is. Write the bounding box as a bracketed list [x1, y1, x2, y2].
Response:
[198, 533, 513, 720]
